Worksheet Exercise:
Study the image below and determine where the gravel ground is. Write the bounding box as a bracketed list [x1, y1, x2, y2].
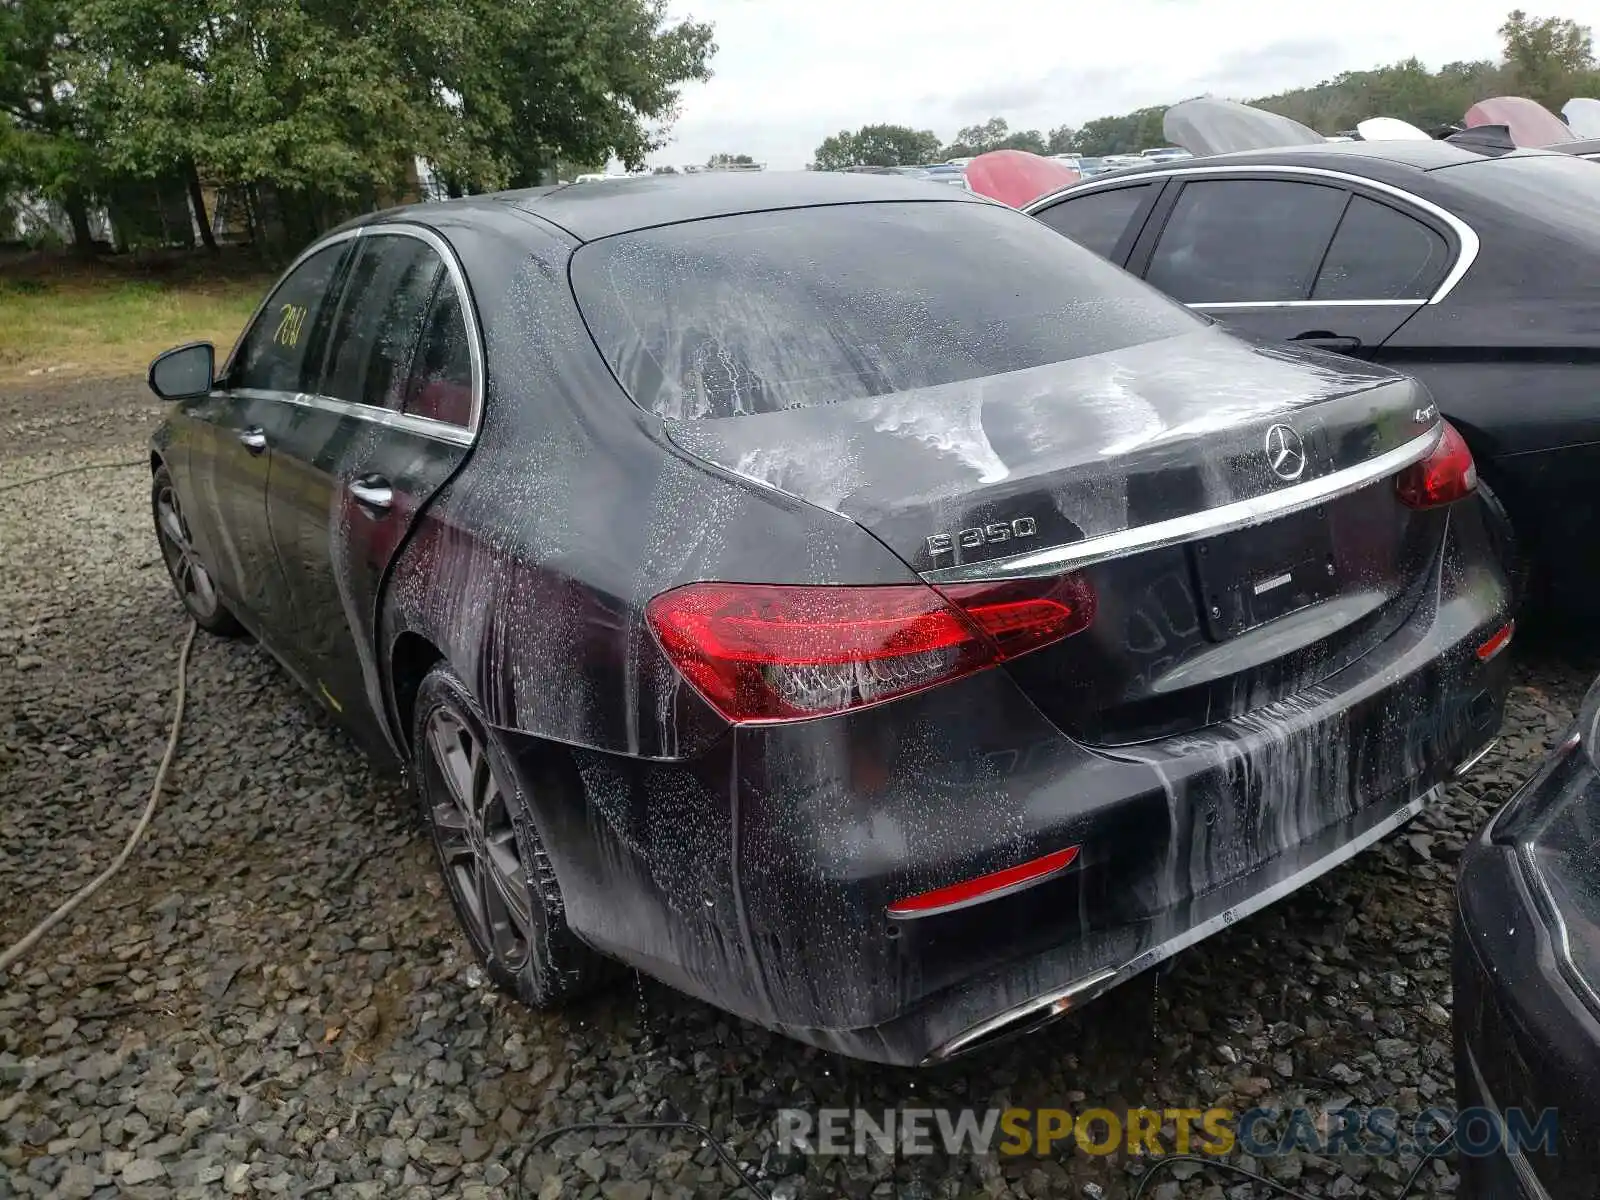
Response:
[1, 376, 1594, 1200]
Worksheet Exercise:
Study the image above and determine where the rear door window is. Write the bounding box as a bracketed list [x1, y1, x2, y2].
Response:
[403, 285, 475, 428]
[230, 243, 349, 393]
[1032, 183, 1156, 260]
[570, 200, 1201, 419]
[1145, 179, 1348, 303]
[1312, 195, 1450, 301]
[319, 235, 444, 410]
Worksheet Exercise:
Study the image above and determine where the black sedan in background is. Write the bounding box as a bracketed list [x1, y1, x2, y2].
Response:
[1025, 109, 1600, 620]
[147, 171, 1511, 1065]
[1456, 678, 1600, 1197]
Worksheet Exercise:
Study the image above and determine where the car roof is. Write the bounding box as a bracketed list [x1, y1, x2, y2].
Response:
[1190, 139, 1539, 170]
[342, 172, 982, 245]
[1053, 139, 1568, 187]
[508, 171, 981, 241]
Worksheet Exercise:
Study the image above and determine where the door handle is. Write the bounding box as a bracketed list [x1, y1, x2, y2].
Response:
[238, 427, 267, 454]
[348, 476, 394, 513]
[1289, 332, 1362, 353]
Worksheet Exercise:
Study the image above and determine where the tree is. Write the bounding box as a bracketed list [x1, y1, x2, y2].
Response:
[812, 123, 941, 170]
[448, 0, 716, 188]
[943, 116, 1010, 157]
[653, 164, 679, 173]
[1075, 106, 1165, 155]
[5, 0, 718, 251]
[942, 117, 1048, 158]
[1062, 9, 1597, 154]
[0, 0, 102, 249]
[1499, 9, 1597, 108]
[1046, 125, 1078, 154]
[707, 152, 756, 167]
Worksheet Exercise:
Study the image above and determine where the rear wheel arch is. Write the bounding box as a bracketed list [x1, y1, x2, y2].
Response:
[389, 630, 445, 755]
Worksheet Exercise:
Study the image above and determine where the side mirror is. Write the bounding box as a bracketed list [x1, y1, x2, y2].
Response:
[148, 342, 215, 400]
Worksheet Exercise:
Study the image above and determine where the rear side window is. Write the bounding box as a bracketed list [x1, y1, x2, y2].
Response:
[1033, 184, 1154, 259]
[1146, 179, 1347, 303]
[1313, 196, 1449, 301]
[570, 200, 1200, 419]
[231, 243, 348, 393]
[320, 235, 444, 410]
[403, 285, 474, 427]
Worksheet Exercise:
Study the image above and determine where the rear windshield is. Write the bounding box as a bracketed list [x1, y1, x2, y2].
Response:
[570, 200, 1201, 419]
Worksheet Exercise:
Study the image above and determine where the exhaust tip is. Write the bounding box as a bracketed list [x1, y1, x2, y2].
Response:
[1455, 737, 1499, 778]
[919, 968, 1116, 1065]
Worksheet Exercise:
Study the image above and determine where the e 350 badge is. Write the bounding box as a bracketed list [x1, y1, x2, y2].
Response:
[927, 517, 1037, 558]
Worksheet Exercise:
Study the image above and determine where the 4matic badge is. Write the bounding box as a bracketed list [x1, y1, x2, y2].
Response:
[927, 518, 1038, 558]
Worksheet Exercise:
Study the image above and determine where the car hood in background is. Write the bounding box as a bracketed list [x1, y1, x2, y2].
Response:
[964, 150, 1081, 208]
[1464, 96, 1579, 146]
[1163, 97, 1325, 156]
[1564, 97, 1600, 138]
[1356, 117, 1432, 141]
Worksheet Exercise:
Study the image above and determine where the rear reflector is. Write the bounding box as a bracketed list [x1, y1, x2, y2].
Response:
[888, 846, 1081, 918]
[1396, 421, 1478, 509]
[1477, 619, 1515, 662]
[646, 575, 1094, 723]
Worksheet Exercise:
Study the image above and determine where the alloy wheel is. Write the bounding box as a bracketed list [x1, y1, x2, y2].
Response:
[423, 706, 540, 971]
[154, 483, 220, 620]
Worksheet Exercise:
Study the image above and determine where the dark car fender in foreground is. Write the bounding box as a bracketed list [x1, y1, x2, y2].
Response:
[1456, 680, 1600, 1197]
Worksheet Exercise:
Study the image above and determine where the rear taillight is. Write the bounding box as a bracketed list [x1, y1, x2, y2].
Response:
[1396, 421, 1477, 509]
[645, 575, 1094, 723]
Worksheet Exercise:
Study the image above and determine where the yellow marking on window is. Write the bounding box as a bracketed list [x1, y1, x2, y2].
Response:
[274, 303, 308, 348]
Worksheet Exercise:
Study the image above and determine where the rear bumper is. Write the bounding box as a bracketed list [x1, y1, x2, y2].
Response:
[510, 511, 1511, 1066]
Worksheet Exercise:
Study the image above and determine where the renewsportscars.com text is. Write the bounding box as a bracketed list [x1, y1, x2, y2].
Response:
[775, 1105, 1557, 1159]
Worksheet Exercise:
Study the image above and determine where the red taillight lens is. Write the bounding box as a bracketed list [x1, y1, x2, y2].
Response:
[1477, 619, 1515, 662]
[1396, 421, 1478, 509]
[888, 845, 1081, 918]
[645, 575, 1094, 723]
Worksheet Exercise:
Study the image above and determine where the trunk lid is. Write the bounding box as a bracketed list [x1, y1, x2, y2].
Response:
[665, 328, 1445, 742]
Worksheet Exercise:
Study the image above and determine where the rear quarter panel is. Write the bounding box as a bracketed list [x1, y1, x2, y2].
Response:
[1374, 182, 1600, 612]
[378, 214, 918, 763]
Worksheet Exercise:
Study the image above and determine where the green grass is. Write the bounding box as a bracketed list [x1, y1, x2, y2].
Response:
[0, 273, 270, 384]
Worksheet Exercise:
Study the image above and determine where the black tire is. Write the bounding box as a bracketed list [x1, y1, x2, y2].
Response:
[411, 664, 610, 1007]
[151, 465, 244, 636]
[1477, 477, 1531, 613]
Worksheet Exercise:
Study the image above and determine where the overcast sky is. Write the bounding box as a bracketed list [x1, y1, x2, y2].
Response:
[642, 0, 1517, 170]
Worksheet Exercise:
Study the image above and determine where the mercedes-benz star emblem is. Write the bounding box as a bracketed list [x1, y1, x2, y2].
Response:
[1264, 423, 1307, 482]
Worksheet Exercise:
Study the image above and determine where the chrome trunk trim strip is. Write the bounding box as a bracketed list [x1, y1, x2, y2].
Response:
[922, 425, 1441, 584]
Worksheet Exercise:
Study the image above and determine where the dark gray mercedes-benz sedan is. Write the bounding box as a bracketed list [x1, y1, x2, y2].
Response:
[145, 171, 1512, 1064]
